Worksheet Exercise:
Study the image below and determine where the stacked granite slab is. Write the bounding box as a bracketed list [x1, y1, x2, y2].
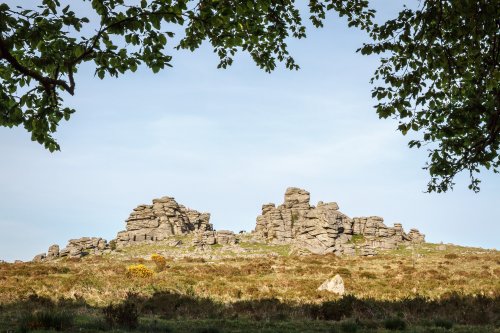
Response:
[192, 230, 238, 247]
[253, 187, 425, 255]
[33, 237, 108, 261]
[115, 196, 212, 248]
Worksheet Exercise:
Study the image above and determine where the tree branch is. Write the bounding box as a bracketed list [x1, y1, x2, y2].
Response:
[0, 35, 74, 95]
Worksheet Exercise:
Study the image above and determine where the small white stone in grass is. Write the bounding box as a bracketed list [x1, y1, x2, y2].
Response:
[317, 274, 345, 295]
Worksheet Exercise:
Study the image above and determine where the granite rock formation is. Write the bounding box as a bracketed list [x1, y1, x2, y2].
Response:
[32, 253, 46, 262]
[115, 196, 212, 248]
[216, 230, 238, 245]
[192, 230, 238, 248]
[192, 230, 217, 247]
[30, 189, 426, 262]
[59, 237, 108, 258]
[253, 187, 425, 255]
[33, 237, 108, 262]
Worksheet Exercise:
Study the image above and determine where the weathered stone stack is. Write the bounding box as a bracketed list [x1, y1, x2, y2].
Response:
[59, 237, 108, 258]
[192, 230, 217, 247]
[115, 196, 212, 247]
[33, 237, 108, 262]
[351, 217, 401, 250]
[192, 230, 238, 247]
[47, 244, 60, 259]
[253, 187, 425, 255]
[407, 228, 426, 243]
[216, 230, 237, 245]
[30, 189, 426, 261]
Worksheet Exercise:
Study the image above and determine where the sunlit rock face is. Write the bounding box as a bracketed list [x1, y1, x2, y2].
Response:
[115, 196, 213, 248]
[253, 187, 425, 255]
[34, 237, 109, 262]
[30, 188, 425, 262]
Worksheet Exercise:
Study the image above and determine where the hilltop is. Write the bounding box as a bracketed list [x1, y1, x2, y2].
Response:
[30, 188, 425, 262]
[0, 188, 498, 332]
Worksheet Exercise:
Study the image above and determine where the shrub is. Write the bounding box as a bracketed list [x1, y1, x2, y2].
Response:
[19, 309, 74, 331]
[319, 295, 355, 321]
[109, 239, 117, 251]
[80, 318, 109, 331]
[340, 320, 358, 333]
[384, 317, 407, 330]
[359, 320, 379, 329]
[433, 318, 453, 329]
[197, 328, 220, 333]
[139, 320, 173, 333]
[151, 254, 167, 272]
[127, 264, 154, 278]
[103, 296, 139, 329]
[444, 253, 459, 259]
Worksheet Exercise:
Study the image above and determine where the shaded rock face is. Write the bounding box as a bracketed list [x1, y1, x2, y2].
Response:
[115, 196, 212, 247]
[254, 187, 425, 255]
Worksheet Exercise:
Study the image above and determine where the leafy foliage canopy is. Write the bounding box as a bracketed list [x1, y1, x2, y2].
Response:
[361, 1, 500, 192]
[1, 0, 499, 192]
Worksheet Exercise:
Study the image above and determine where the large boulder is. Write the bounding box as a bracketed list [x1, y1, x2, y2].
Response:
[317, 274, 345, 295]
[216, 230, 237, 245]
[192, 230, 217, 247]
[32, 253, 46, 262]
[407, 228, 425, 243]
[47, 244, 60, 259]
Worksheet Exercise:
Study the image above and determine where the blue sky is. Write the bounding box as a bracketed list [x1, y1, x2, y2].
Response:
[1, 1, 499, 261]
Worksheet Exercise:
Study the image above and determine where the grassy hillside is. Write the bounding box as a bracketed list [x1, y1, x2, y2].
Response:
[0, 242, 498, 332]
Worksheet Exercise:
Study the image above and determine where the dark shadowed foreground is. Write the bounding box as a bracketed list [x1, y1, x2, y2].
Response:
[0, 292, 498, 332]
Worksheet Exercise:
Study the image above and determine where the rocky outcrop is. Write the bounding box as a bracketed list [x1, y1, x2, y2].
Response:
[192, 230, 217, 247]
[30, 189, 426, 261]
[253, 187, 425, 255]
[192, 230, 238, 248]
[115, 196, 212, 248]
[216, 230, 237, 245]
[47, 244, 60, 259]
[32, 253, 46, 262]
[59, 237, 108, 258]
[351, 217, 407, 250]
[34, 237, 108, 262]
[407, 228, 425, 243]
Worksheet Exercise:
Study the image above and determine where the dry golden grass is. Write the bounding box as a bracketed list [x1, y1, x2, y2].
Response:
[0, 243, 498, 307]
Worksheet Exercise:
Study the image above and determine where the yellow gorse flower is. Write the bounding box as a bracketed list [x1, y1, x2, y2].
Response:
[150, 254, 167, 272]
[127, 264, 154, 278]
